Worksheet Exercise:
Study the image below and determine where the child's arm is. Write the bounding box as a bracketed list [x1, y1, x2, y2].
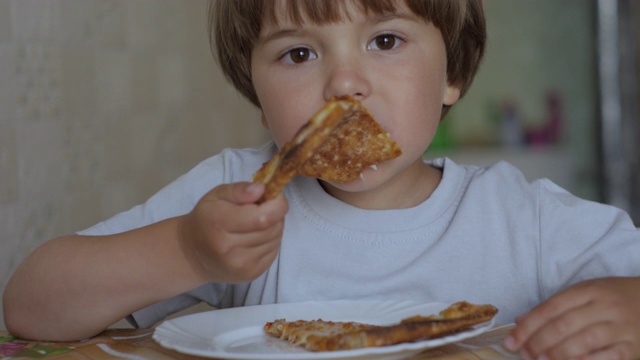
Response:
[504, 276, 640, 359]
[3, 182, 288, 342]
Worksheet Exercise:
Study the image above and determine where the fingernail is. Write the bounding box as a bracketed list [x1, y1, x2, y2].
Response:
[503, 335, 517, 351]
[246, 183, 262, 194]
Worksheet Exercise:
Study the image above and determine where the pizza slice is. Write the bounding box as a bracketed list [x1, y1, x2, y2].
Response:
[264, 318, 375, 350]
[298, 102, 402, 183]
[252, 96, 401, 203]
[263, 301, 498, 352]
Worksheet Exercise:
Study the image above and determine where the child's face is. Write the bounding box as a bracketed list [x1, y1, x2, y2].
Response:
[251, 1, 460, 199]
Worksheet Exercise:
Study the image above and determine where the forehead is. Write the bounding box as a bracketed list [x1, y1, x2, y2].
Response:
[262, 0, 408, 27]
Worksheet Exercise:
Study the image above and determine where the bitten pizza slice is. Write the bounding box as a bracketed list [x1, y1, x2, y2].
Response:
[264, 318, 374, 350]
[252, 96, 401, 203]
[263, 301, 498, 352]
[298, 102, 402, 183]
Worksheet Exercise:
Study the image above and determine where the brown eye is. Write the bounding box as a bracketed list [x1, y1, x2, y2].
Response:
[286, 47, 316, 64]
[376, 35, 395, 50]
[370, 34, 402, 51]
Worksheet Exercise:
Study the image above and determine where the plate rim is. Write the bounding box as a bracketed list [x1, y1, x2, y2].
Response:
[152, 299, 496, 360]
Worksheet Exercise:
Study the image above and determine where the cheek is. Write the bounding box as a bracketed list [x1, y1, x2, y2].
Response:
[395, 116, 439, 154]
[261, 110, 298, 148]
[386, 93, 443, 157]
[394, 68, 446, 123]
[252, 60, 323, 148]
[401, 48, 450, 105]
[252, 77, 299, 147]
[259, 97, 315, 149]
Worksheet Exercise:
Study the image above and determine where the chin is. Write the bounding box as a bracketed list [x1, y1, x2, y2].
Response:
[320, 167, 389, 193]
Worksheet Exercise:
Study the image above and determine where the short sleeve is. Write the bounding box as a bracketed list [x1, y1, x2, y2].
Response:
[536, 178, 640, 299]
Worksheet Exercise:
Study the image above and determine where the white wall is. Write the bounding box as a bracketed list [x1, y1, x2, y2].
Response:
[0, 0, 268, 330]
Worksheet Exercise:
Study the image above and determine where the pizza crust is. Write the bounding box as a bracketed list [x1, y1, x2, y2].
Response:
[298, 106, 402, 183]
[263, 301, 498, 352]
[252, 96, 402, 203]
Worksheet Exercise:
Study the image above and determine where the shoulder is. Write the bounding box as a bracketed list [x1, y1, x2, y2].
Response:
[151, 140, 278, 203]
[461, 159, 530, 186]
[159, 141, 276, 196]
[440, 157, 637, 232]
[78, 142, 278, 235]
[439, 158, 602, 214]
[433, 158, 580, 224]
[434, 157, 535, 199]
[195, 141, 277, 181]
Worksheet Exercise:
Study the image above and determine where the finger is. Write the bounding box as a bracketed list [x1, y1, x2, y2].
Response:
[251, 225, 284, 262]
[208, 193, 287, 234]
[582, 342, 634, 360]
[238, 195, 288, 233]
[221, 224, 284, 282]
[506, 286, 593, 351]
[519, 301, 598, 357]
[214, 182, 266, 205]
[236, 218, 285, 249]
[541, 321, 623, 360]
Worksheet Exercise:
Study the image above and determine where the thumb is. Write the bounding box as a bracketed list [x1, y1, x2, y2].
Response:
[220, 182, 265, 205]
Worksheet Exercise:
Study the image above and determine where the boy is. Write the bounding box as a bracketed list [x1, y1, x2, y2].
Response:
[4, 0, 640, 359]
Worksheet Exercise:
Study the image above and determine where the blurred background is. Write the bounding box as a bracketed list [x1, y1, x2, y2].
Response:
[0, 0, 638, 330]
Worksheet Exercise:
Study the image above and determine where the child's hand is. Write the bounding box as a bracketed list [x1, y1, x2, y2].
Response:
[504, 277, 640, 360]
[179, 182, 288, 284]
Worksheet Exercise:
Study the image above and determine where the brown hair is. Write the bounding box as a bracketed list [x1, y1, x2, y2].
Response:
[209, 0, 486, 113]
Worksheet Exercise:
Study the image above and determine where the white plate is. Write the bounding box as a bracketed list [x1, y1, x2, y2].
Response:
[153, 300, 495, 360]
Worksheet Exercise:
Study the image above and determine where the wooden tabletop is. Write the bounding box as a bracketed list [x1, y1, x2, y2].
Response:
[0, 324, 518, 359]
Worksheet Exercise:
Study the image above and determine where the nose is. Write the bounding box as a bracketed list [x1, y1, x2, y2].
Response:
[323, 63, 372, 101]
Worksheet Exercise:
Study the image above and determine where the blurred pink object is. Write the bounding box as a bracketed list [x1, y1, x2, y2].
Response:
[527, 91, 563, 146]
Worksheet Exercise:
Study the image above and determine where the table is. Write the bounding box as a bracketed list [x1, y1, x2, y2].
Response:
[1, 324, 518, 359]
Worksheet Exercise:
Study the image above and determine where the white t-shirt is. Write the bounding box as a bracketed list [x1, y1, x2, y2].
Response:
[79, 142, 640, 328]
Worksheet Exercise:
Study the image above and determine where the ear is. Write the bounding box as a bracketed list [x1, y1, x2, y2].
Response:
[443, 83, 461, 106]
[261, 113, 270, 129]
